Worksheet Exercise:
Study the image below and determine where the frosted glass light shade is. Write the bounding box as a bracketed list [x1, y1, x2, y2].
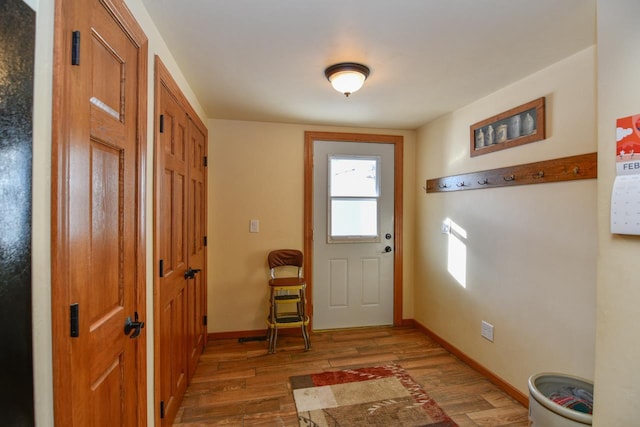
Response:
[324, 63, 370, 97]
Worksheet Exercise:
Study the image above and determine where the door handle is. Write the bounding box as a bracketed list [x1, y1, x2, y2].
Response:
[184, 267, 202, 280]
[382, 246, 392, 253]
[124, 312, 145, 339]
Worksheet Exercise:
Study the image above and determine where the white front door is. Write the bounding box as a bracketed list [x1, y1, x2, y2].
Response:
[313, 141, 394, 330]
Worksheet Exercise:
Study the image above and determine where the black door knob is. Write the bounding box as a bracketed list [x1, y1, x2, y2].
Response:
[184, 267, 202, 280]
[383, 246, 392, 253]
[124, 312, 145, 339]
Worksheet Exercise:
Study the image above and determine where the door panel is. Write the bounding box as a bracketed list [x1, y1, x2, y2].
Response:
[362, 258, 381, 305]
[89, 141, 123, 317]
[91, 356, 124, 426]
[52, 0, 148, 425]
[329, 259, 348, 306]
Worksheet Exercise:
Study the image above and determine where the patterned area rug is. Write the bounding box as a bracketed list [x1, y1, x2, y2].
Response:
[290, 363, 458, 426]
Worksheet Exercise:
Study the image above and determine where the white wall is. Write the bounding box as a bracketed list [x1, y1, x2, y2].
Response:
[415, 47, 597, 396]
[207, 120, 416, 333]
[594, 0, 640, 423]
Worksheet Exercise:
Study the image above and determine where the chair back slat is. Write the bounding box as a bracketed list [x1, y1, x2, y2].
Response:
[268, 249, 303, 269]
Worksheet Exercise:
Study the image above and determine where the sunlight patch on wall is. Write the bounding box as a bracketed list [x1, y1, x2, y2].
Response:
[445, 218, 467, 288]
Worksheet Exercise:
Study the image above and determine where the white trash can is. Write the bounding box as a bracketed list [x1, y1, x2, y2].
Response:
[528, 372, 593, 426]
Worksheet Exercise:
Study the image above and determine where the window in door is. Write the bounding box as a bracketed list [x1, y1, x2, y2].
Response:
[328, 155, 380, 242]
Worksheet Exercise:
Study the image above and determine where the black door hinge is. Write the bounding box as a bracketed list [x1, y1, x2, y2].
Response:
[159, 114, 164, 133]
[203, 236, 207, 246]
[70, 303, 79, 337]
[160, 400, 165, 419]
[203, 156, 207, 167]
[71, 31, 80, 65]
[159, 259, 164, 278]
[203, 315, 207, 326]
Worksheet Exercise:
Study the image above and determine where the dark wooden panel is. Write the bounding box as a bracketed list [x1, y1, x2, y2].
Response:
[426, 152, 597, 193]
[0, 0, 35, 425]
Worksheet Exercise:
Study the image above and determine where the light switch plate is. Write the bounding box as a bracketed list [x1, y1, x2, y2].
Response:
[250, 219, 259, 233]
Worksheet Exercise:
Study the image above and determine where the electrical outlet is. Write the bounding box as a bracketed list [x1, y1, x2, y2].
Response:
[481, 320, 494, 342]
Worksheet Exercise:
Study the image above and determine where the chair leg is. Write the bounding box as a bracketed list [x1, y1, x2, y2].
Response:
[301, 324, 311, 351]
[267, 326, 273, 354]
[269, 326, 278, 354]
[268, 287, 276, 353]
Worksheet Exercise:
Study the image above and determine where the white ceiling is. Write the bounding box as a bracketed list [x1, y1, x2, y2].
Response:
[140, 0, 596, 130]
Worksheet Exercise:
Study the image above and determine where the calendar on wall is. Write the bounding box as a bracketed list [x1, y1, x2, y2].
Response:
[612, 114, 640, 235]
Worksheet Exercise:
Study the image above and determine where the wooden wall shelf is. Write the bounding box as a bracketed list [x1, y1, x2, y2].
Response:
[425, 152, 597, 193]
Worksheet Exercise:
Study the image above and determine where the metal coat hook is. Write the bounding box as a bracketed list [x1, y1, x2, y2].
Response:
[535, 171, 545, 178]
[477, 178, 489, 185]
[456, 181, 467, 187]
[438, 183, 449, 189]
[573, 166, 580, 174]
[503, 174, 516, 181]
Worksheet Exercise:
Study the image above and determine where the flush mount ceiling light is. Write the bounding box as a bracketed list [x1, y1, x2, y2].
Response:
[324, 62, 370, 97]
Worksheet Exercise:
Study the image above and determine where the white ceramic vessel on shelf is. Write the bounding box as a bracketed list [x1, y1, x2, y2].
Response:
[522, 113, 534, 135]
[476, 128, 484, 148]
[508, 114, 521, 139]
[486, 125, 494, 145]
[496, 124, 508, 143]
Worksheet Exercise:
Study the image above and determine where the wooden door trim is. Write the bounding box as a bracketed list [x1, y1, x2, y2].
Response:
[154, 57, 207, 132]
[51, 0, 148, 425]
[304, 131, 404, 328]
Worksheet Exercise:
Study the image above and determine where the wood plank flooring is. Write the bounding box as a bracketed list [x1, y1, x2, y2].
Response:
[173, 326, 529, 426]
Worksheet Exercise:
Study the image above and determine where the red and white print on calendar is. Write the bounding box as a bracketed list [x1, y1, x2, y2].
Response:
[616, 114, 640, 175]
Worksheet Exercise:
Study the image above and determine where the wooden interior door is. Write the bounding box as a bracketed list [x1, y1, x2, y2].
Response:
[51, 0, 148, 425]
[156, 83, 189, 425]
[154, 57, 208, 426]
[186, 119, 208, 379]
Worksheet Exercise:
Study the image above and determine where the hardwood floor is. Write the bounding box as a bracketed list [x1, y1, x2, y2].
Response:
[173, 326, 529, 426]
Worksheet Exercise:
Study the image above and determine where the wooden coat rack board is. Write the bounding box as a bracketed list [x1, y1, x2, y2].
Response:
[425, 152, 597, 193]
